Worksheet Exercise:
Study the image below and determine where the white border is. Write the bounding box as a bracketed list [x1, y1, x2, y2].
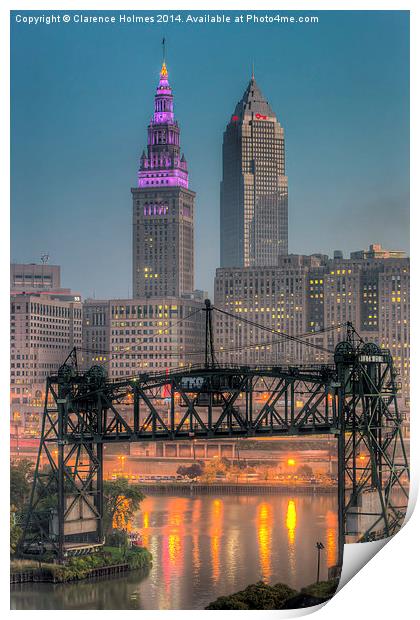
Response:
[2, 1, 418, 618]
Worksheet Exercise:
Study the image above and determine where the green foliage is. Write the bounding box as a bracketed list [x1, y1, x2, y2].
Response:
[10, 512, 22, 554]
[43, 547, 152, 582]
[103, 479, 145, 536]
[106, 529, 128, 547]
[206, 581, 297, 610]
[206, 579, 339, 610]
[10, 459, 34, 509]
[207, 597, 248, 610]
[301, 579, 339, 600]
[126, 546, 153, 570]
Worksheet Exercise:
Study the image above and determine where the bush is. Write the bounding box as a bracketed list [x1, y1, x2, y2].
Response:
[206, 596, 249, 610]
[206, 581, 297, 610]
[126, 547, 153, 570]
[206, 579, 339, 610]
[301, 579, 339, 600]
[106, 529, 128, 547]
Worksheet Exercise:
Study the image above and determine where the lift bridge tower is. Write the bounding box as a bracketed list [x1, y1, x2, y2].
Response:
[17, 312, 409, 564]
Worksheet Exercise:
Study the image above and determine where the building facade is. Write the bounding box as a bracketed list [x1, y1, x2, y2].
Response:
[214, 246, 409, 410]
[132, 61, 195, 298]
[83, 296, 205, 378]
[81, 299, 110, 369]
[220, 74, 288, 268]
[10, 289, 82, 437]
[11, 263, 63, 293]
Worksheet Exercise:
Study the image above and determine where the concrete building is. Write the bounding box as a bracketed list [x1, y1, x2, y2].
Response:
[350, 243, 407, 260]
[10, 289, 82, 437]
[132, 61, 195, 298]
[214, 255, 325, 365]
[214, 247, 409, 410]
[11, 262, 65, 293]
[220, 72, 288, 268]
[81, 299, 110, 368]
[82, 296, 205, 378]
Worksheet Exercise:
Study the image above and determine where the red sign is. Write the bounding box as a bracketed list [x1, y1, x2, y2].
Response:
[255, 113, 268, 120]
[231, 115, 239, 121]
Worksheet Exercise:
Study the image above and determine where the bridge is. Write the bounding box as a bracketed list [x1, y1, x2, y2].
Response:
[18, 304, 409, 566]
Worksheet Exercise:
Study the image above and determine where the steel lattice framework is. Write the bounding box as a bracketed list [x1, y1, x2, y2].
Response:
[18, 336, 409, 565]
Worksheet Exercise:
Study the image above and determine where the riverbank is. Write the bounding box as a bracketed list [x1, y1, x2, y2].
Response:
[10, 547, 152, 584]
[137, 481, 336, 494]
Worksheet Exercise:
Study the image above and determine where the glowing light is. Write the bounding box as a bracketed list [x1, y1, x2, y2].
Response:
[325, 510, 338, 567]
[287, 458, 296, 466]
[137, 57, 189, 189]
[257, 502, 272, 582]
[286, 499, 297, 544]
[210, 499, 223, 583]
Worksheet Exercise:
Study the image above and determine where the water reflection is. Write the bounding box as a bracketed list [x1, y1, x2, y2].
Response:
[325, 510, 338, 567]
[257, 502, 273, 581]
[11, 493, 339, 610]
[286, 499, 297, 583]
[210, 498, 223, 583]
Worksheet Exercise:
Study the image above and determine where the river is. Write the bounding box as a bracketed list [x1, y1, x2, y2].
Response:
[11, 492, 338, 610]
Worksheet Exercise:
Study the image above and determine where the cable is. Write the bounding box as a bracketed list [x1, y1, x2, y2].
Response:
[78, 319, 346, 363]
[213, 306, 335, 354]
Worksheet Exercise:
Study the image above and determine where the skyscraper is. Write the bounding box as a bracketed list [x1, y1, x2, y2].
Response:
[132, 61, 195, 298]
[220, 73, 288, 268]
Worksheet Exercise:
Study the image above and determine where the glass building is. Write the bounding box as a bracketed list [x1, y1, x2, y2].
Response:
[220, 74, 288, 268]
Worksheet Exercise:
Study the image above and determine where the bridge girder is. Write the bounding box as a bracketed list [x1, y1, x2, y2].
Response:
[17, 346, 409, 566]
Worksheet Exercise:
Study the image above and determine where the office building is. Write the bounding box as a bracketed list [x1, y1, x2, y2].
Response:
[220, 73, 288, 268]
[132, 60, 195, 298]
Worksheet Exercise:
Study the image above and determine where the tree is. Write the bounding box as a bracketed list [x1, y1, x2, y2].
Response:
[10, 459, 34, 509]
[103, 479, 145, 537]
[10, 511, 22, 554]
[297, 465, 313, 478]
[177, 462, 203, 479]
[202, 457, 231, 480]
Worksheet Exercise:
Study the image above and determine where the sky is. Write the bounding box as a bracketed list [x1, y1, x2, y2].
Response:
[10, 10, 409, 299]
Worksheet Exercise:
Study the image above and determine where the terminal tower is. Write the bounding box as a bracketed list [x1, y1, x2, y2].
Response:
[132, 61, 195, 298]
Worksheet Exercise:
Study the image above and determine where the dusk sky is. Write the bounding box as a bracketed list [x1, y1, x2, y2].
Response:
[11, 10, 409, 299]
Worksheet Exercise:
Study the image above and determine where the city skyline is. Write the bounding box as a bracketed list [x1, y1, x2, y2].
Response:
[11, 10, 409, 298]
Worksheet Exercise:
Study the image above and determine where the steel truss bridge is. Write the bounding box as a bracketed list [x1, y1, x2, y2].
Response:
[18, 308, 409, 566]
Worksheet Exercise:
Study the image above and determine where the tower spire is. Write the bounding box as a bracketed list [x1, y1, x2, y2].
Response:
[251, 60, 255, 80]
[160, 37, 168, 80]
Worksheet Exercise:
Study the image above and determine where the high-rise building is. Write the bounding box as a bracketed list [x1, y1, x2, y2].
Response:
[81, 299, 110, 368]
[82, 296, 205, 377]
[132, 61, 195, 299]
[220, 73, 288, 268]
[214, 247, 409, 411]
[214, 254, 326, 366]
[10, 287, 82, 437]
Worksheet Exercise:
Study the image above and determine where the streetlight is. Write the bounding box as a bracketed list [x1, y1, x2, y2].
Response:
[315, 541, 325, 583]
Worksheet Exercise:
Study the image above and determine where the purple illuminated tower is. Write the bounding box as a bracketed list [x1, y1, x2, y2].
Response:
[132, 61, 195, 298]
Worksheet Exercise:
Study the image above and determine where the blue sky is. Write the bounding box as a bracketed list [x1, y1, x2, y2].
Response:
[11, 10, 409, 298]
